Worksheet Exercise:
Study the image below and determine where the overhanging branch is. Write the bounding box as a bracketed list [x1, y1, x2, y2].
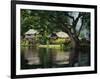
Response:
[65, 13, 74, 21]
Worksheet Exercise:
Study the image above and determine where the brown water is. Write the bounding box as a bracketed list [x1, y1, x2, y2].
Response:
[21, 47, 90, 69]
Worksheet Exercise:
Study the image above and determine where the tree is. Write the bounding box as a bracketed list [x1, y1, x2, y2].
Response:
[56, 12, 90, 48]
[21, 9, 90, 48]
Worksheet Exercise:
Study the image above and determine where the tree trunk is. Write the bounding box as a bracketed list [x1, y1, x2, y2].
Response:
[61, 25, 80, 66]
[68, 34, 80, 66]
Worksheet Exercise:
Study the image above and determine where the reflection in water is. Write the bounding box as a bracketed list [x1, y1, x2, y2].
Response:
[21, 47, 90, 69]
[52, 50, 70, 65]
[24, 47, 40, 65]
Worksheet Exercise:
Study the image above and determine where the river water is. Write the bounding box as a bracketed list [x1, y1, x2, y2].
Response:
[21, 46, 90, 69]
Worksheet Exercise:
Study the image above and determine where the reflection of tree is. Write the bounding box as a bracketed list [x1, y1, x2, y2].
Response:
[23, 47, 40, 65]
[69, 48, 79, 66]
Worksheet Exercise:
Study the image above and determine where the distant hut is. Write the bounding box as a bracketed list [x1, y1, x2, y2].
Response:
[56, 31, 71, 43]
[49, 31, 70, 44]
[25, 29, 38, 45]
[56, 31, 69, 39]
[25, 29, 37, 39]
[49, 32, 58, 39]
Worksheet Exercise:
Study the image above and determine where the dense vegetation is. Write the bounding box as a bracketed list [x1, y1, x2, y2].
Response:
[21, 9, 90, 48]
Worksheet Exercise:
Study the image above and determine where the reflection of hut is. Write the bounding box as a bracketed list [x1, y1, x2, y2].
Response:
[51, 49, 70, 65]
[25, 29, 37, 39]
[24, 47, 40, 65]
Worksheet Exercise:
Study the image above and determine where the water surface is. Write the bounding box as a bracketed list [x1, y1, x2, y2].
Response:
[21, 46, 90, 69]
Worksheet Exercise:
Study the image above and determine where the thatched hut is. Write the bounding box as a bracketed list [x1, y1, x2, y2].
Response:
[25, 29, 38, 45]
[25, 29, 37, 39]
[56, 31, 69, 39]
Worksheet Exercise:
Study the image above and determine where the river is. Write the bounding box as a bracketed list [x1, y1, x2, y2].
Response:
[21, 46, 90, 69]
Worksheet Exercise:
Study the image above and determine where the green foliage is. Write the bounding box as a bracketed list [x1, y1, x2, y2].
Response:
[21, 10, 68, 35]
[21, 39, 29, 46]
[21, 9, 91, 44]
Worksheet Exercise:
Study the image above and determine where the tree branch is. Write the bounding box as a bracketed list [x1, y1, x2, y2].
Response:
[72, 13, 83, 28]
[72, 12, 83, 35]
[77, 17, 84, 37]
[65, 13, 74, 21]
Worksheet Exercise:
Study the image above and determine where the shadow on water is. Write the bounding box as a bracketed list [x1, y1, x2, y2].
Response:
[21, 46, 90, 69]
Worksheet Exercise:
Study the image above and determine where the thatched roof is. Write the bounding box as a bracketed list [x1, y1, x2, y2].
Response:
[56, 31, 69, 38]
[25, 29, 37, 35]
